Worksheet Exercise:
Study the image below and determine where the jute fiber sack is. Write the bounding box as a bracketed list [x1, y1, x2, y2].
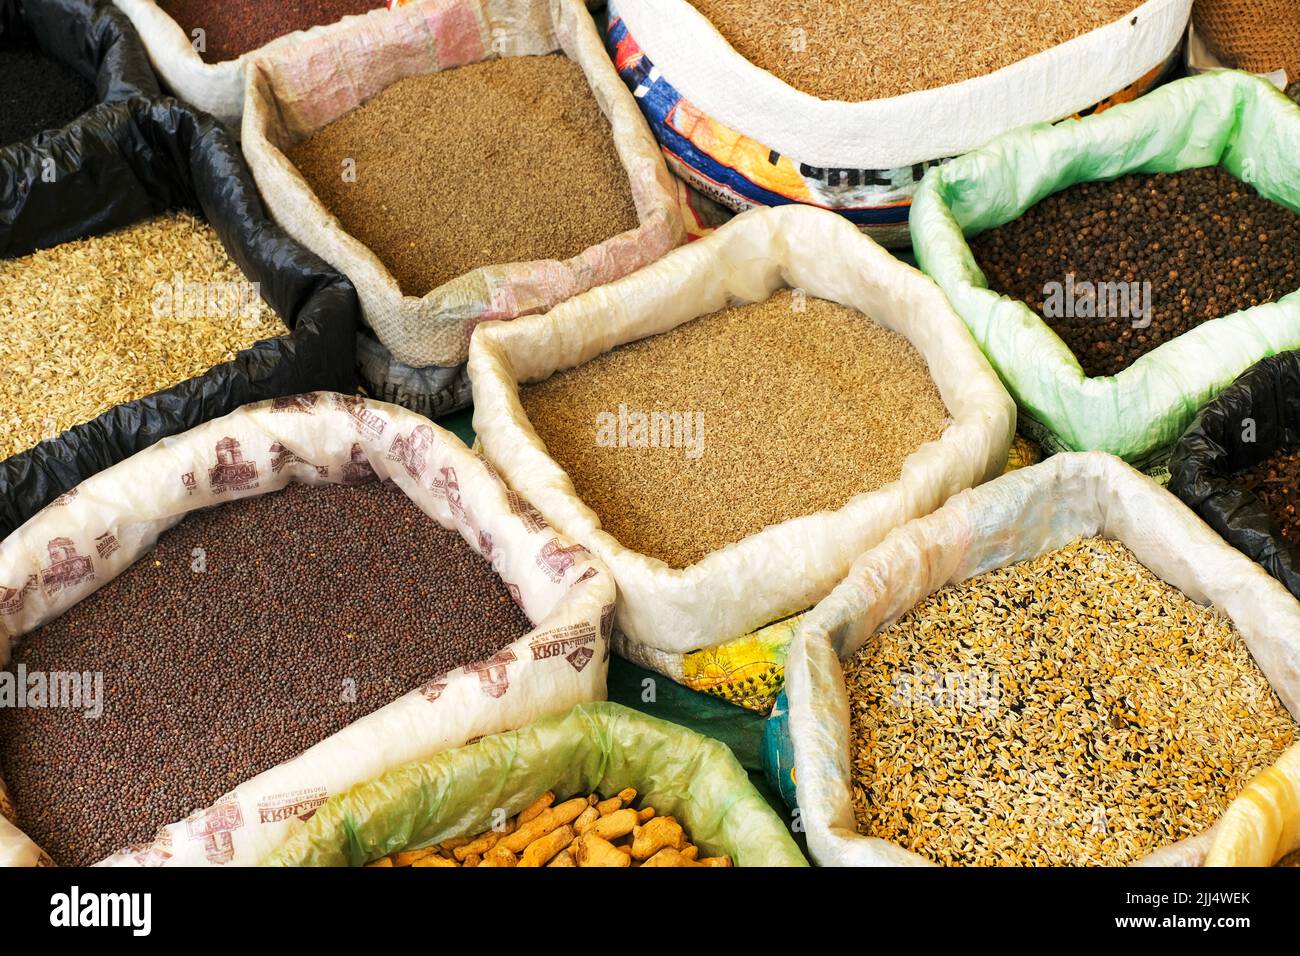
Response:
[1193, 0, 1300, 83]
[0, 393, 615, 867]
[912, 70, 1300, 467]
[608, 0, 1190, 248]
[267, 702, 807, 867]
[112, 0, 383, 127]
[782, 452, 1300, 867]
[470, 204, 1015, 675]
[242, 0, 683, 371]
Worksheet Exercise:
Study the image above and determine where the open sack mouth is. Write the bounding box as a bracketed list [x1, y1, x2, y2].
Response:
[0, 393, 614, 867]
[781, 453, 1300, 868]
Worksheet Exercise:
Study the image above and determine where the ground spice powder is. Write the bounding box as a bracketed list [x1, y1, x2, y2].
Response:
[289, 55, 640, 297]
[844, 537, 1297, 867]
[0, 212, 286, 463]
[0, 480, 533, 866]
[520, 291, 951, 568]
[687, 0, 1137, 102]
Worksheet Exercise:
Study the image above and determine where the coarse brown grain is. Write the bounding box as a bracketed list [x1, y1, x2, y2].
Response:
[156, 0, 382, 64]
[520, 291, 951, 568]
[289, 55, 640, 297]
[0, 212, 286, 462]
[971, 166, 1300, 378]
[686, 0, 1137, 102]
[0, 480, 533, 866]
[844, 537, 1297, 867]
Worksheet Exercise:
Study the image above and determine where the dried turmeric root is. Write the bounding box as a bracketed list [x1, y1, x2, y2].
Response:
[368, 787, 732, 868]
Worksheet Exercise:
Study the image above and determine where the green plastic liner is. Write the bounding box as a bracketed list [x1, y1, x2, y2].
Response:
[912, 70, 1300, 465]
[265, 702, 807, 867]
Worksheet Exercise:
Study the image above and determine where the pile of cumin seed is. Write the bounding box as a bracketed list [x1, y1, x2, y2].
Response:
[0, 212, 285, 462]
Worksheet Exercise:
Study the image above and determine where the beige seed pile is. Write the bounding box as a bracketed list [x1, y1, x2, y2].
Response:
[290, 55, 640, 297]
[521, 291, 950, 568]
[688, 0, 1138, 101]
[844, 537, 1297, 867]
[0, 212, 285, 462]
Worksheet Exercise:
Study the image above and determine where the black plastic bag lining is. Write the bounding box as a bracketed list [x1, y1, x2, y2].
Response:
[0, 96, 359, 538]
[1168, 350, 1300, 600]
[1, 0, 159, 113]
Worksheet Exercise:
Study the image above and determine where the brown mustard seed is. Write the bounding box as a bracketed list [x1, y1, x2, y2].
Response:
[0, 480, 532, 866]
[156, 0, 382, 65]
[520, 291, 951, 568]
[687, 0, 1137, 102]
[289, 55, 640, 297]
[844, 537, 1297, 867]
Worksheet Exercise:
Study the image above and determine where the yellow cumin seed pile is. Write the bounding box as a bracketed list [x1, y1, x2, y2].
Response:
[0, 212, 285, 461]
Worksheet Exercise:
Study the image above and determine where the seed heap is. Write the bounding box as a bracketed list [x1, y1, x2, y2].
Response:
[687, 0, 1136, 102]
[0, 31, 95, 146]
[1240, 445, 1300, 547]
[0, 212, 286, 463]
[971, 166, 1300, 377]
[844, 537, 1297, 867]
[0, 480, 533, 866]
[368, 787, 731, 867]
[521, 291, 951, 568]
[157, 0, 381, 64]
[290, 55, 639, 297]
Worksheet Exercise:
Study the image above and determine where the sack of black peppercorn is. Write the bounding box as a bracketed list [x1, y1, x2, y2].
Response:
[1169, 350, 1300, 602]
[912, 70, 1300, 468]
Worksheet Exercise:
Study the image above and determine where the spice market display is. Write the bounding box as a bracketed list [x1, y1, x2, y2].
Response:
[1, 0, 1300, 882]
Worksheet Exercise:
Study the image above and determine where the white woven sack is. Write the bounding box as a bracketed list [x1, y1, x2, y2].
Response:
[113, 0, 384, 128]
[242, 0, 683, 370]
[618, 0, 1192, 170]
[784, 452, 1300, 867]
[0, 393, 615, 867]
[470, 204, 1016, 662]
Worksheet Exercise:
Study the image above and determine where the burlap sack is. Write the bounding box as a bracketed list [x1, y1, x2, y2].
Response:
[1194, 0, 1300, 82]
[0, 393, 615, 867]
[783, 452, 1300, 867]
[242, 0, 683, 370]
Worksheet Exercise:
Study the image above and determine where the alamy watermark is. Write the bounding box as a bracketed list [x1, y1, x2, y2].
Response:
[1044, 273, 1152, 329]
[892, 667, 1001, 714]
[0, 665, 103, 719]
[595, 403, 705, 460]
[152, 273, 262, 320]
